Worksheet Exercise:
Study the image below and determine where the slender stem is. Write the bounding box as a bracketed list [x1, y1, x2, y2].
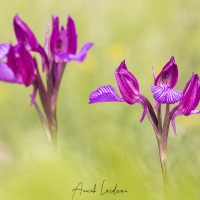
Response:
[149, 103, 171, 199]
[158, 142, 169, 200]
[159, 104, 171, 200]
[140, 95, 160, 140]
[48, 108, 57, 152]
[45, 62, 66, 153]
[33, 101, 52, 144]
[157, 104, 162, 136]
[36, 68, 58, 153]
[162, 104, 170, 146]
[159, 145, 170, 200]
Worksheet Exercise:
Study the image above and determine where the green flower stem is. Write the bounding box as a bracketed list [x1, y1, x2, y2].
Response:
[159, 104, 171, 200]
[33, 101, 52, 144]
[36, 68, 58, 153]
[157, 104, 162, 137]
[159, 142, 169, 200]
[48, 107, 57, 152]
[150, 103, 171, 199]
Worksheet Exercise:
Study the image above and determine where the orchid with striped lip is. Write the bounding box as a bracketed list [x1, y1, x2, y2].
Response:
[89, 60, 158, 127]
[89, 57, 200, 198]
[151, 56, 183, 104]
[89, 60, 141, 106]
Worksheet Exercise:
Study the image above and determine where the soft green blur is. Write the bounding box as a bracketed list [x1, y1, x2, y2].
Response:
[0, 0, 200, 199]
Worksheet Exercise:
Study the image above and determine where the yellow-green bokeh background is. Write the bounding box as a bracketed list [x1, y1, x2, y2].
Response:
[0, 0, 200, 199]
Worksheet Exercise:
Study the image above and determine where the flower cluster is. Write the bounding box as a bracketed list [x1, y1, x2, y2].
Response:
[0, 14, 93, 148]
[89, 57, 200, 135]
[89, 57, 200, 197]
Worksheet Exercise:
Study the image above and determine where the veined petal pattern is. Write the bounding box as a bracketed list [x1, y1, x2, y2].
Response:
[152, 85, 183, 104]
[89, 85, 124, 104]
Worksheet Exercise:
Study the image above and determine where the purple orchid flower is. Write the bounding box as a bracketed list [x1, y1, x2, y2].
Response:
[171, 74, 200, 134]
[89, 56, 200, 194]
[0, 43, 10, 60]
[0, 14, 93, 151]
[151, 56, 183, 104]
[13, 14, 48, 70]
[0, 43, 36, 86]
[89, 60, 157, 124]
[89, 60, 140, 104]
[14, 14, 39, 52]
[50, 15, 93, 63]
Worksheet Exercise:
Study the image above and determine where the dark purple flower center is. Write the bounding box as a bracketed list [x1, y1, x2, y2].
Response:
[56, 38, 63, 51]
[55, 29, 68, 54]
[161, 72, 169, 84]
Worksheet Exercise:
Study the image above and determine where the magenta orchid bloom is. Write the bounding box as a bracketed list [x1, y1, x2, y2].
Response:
[50, 16, 93, 63]
[14, 15, 39, 52]
[89, 60, 158, 125]
[171, 74, 200, 134]
[0, 43, 36, 86]
[0, 43, 10, 60]
[89, 60, 141, 104]
[0, 14, 93, 149]
[151, 57, 183, 104]
[89, 56, 200, 196]
[13, 15, 47, 69]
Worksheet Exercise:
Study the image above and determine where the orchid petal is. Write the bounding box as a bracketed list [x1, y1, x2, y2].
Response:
[152, 66, 156, 80]
[50, 15, 59, 55]
[152, 85, 183, 104]
[89, 85, 124, 104]
[115, 60, 140, 104]
[191, 110, 200, 114]
[55, 43, 93, 63]
[155, 56, 178, 89]
[171, 108, 200, 135]
[179, 74, 199, 115]
[17, 45, 37, 86]
[67, 16, 77, 54]
[6, 45, 19, 76]
[137, 98, 147, 122]
[0, 62, 22, 83]
[68, 43, 93, 62]
[14, 14, 39, 51]
[44, 21, 51, 56]
[6, 44, 36, 86]
[0, 43, 10, 59]
[171, 110, 183, 135]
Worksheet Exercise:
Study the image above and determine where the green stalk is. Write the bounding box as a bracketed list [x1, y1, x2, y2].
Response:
[36, 67, 58, 153]
[158, 142, 169, 200]
[159, 104, 171, 200]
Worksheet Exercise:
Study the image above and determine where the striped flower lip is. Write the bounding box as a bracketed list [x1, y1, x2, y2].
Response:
[151, 85, 183, 104]
[89, 60, 151, 123]
[89, 60, 141, 105]
[89, 85, 124, 103]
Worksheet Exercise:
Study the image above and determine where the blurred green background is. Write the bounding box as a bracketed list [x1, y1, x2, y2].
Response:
[0, 0, 200, 199]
